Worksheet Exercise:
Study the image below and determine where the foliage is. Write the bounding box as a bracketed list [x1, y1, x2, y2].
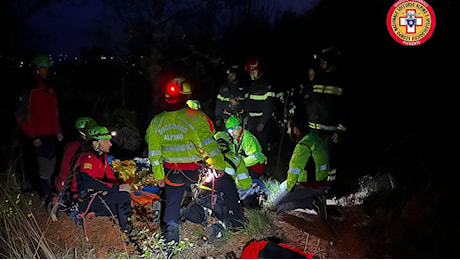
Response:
[118, 227, 194, 259]
[262, 177, 283, 207]
[0, 183, 55, 258]
[241, 207, 277, 240]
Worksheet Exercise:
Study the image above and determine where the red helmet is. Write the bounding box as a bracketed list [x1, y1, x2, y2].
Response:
[245, 58, 263, 74]
[165, 77, 192, 103]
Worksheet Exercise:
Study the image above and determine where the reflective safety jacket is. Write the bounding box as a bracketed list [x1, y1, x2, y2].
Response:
[215, 79, 248, 122]
[285, 132, 329, 192]
[245, 76, 275, 126]
[234, 129, 266, 168]
[221, 148, 252, 189]
[146, 107, 225, 180]
[306, 70, 347, 133]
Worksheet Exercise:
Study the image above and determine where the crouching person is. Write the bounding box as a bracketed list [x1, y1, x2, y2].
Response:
[182, 131, 247, 245]
[184, 170, 246, 245]
[273, 113, 330, 220]
[213, 131, 267, 209]
[75, 125, 133, 237]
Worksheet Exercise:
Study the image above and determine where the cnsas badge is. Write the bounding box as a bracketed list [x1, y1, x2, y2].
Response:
[386, 0, 436, 46]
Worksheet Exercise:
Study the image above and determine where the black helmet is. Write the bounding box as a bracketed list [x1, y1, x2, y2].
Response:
[226, 65, 239, 75]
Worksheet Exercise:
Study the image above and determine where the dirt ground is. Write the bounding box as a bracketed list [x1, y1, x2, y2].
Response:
[31, 192, 373, 259]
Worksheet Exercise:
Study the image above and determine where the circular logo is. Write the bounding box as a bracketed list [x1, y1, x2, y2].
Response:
[386, 0, 436, 46]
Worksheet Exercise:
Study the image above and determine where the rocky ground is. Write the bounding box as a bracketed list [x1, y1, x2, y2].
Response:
[15, 130, 460, 259]
[30, 191, 374, 259]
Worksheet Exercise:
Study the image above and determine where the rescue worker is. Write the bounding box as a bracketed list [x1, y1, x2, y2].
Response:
[273, 113, 329, 220]
[214, 131, 252, 191]
[244, 57, 276, 155]
[54, 117, 97, 194]
[305, 47, 348, 185]
[215, 65, 248, 131]
[15, 54, 64, 200]
[74, 125, 133, 235]
[146, 76, 225, 244]
[214, 131, 264, 209]
[49, 117, 97, 220]
[225, 115, 266, 180]
[183, 131, 247, 244]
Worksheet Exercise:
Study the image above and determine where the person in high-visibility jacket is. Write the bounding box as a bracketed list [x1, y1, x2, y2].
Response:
[225, 115, 266, 180]
[304, 47, 348, 184]
[214, 131, 252, 190]
[146, 76, 225, 244]
[273, 112, 330, 220]
[243, 57, 276, 155]
[214, 65, 248, 131]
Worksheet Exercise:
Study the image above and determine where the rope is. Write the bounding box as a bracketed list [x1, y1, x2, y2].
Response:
[211, 177, 215, 210]
[77, 191, 103, 241]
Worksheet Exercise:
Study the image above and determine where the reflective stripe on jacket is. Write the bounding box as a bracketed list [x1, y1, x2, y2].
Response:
[245, 76, 275, 125]
[286, 132, 329, 192]
[223, 151, 252, 189]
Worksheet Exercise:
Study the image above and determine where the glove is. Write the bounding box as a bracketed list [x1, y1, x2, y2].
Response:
[280, 180, 288, 192]
[186, 99, 201, 110]
[204, 156, 215, 167]
[327, 169, 336, 181]
[119, 184, 131, 193]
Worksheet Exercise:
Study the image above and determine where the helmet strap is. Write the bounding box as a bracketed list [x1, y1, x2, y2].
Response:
[93, 140, 103, 155]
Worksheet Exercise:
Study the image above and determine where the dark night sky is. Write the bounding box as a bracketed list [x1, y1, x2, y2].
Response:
[25, 0, 124, 56]
[25, 0, 320, 56]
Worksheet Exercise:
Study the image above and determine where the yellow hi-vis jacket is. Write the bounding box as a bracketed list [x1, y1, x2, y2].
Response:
[286, 132, 329, 192]
[235, 129, 266, 167]
[222, 149, 252, 190]
[146, 107, 225, 180]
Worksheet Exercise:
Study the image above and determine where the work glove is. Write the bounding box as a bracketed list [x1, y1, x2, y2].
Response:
[119, 184, 131, 193]
[327, 169, 336, 182]
[280, 180, 288, 192]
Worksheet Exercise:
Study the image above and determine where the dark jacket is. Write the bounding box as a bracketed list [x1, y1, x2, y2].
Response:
[306, 70, 348, 131]
[245, 75, 276, 126]
[215, 79, 248, 122]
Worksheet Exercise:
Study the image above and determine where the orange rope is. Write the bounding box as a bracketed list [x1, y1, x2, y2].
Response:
[78, 192, 101, 241]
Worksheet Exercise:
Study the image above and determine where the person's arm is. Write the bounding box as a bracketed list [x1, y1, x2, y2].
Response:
[285, 143, 310, 192]
[260, 84, 276, 126]
[146, 118, 166, 181]
[199, 111, 225, 170]
[241, 134, 265, 167]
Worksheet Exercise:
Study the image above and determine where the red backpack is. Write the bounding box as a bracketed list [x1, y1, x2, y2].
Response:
[241, 239, 315, 259]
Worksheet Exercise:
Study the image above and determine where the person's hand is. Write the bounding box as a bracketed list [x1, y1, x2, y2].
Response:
[280, 180, 288, 192]
[327, 174, 336, 182]
[257, 123, 265, 132]
[157, 179, 165, 188]
[332, 132, 340, 143]
[56, 132, 64, 142]
[32, 137, 42, 147]
[119, 184, 131, 193]
[229, 98, 239, 106]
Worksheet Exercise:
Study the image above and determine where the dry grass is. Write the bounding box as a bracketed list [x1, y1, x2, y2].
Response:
[0, 178, 56, 258]
[0, 166, 289, 259]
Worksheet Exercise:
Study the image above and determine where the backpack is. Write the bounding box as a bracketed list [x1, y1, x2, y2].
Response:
[241, 239, 315, 259]
[183, 189, 229, 225]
